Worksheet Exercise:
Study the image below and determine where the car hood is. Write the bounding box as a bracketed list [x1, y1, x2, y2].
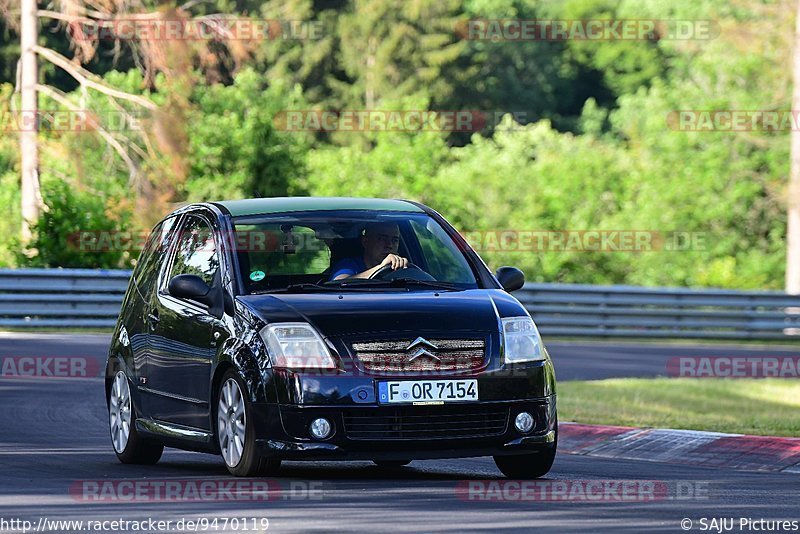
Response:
[236, 289, 528, 337]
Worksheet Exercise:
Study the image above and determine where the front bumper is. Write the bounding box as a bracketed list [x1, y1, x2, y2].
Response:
[251, 362, 557, 461]
[256, 428, 556, 461]
[254, 406, 556, 461]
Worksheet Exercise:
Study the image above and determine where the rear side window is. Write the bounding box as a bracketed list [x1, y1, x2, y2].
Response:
[168, 216, 219, 288]
[132, 217, 178, 299]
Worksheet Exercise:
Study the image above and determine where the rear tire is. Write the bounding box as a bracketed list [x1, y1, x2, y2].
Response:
[109, 371, 163, 465]
[494, 423, 557, 479]
[217, 369, 280, 477]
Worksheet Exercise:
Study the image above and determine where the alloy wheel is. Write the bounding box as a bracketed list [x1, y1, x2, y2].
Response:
[217, 378, 247, 468]
[109, 371, 132, 453]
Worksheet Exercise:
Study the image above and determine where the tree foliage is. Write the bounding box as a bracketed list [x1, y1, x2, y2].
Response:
[0, 0, 793, 288]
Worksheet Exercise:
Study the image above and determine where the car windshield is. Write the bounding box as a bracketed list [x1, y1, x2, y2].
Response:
[231, 211, 480, 293]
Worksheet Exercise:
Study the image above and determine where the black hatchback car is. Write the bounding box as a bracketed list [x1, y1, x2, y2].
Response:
[105, 197, 557, 478]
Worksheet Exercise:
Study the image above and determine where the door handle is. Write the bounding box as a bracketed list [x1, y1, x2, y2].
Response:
[147, 312, 160, 328]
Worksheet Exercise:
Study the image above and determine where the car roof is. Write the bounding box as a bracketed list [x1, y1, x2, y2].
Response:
[211, 197, 425, 217]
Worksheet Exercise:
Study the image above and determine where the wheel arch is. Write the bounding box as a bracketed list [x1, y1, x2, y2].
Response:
[104, 353, 141, 414]
[209, 335, 272, 439]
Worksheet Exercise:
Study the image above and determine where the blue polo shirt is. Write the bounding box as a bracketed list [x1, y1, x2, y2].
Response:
[330, 257, 368, 280]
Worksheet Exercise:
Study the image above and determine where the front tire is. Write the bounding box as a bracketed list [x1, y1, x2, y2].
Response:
[109, 370, 163, 465]
[217, 369, 280, 477]
[493, 423, 557, 479]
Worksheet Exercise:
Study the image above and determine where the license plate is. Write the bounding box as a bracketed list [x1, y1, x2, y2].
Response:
[378, 379, 478, 404]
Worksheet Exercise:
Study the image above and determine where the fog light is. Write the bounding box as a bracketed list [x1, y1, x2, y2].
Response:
[514, 412, 534, 434]
[310, 418, 332, 440]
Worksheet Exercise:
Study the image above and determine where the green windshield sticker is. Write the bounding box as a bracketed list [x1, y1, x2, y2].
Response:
[250, 270, 266, 282]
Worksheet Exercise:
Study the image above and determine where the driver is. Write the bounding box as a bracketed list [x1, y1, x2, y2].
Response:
[330, 222, 408, 280]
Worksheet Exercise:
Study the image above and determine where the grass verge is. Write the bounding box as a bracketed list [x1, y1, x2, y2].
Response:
[558, 378, 800, 437]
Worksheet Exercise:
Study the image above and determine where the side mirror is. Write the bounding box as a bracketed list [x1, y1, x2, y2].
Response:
[168, 274, 224, 317]
[169, 274, 212, 302]
[496, 266, 525, 292]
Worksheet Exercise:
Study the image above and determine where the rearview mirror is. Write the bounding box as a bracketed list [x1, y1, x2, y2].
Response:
[495, 266, 525, 292]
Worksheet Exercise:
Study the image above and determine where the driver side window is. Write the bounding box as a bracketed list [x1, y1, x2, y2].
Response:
[168, 215, 219, 289]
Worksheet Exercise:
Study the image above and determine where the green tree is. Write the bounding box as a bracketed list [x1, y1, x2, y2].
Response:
[257, 0, 464, 111]
[184, 68, 311, 200]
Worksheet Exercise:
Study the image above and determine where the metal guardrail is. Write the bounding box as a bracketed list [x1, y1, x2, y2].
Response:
[1, 269, 799, 340]
[515, 283, 800, 340]
[0, 269, 131, 328]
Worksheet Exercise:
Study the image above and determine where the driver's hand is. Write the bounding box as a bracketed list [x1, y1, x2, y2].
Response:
[379, 254, 408, 271]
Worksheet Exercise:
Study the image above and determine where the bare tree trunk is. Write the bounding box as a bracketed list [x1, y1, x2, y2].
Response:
[365, 36, 376, 109]
[19, 0, 39, 245]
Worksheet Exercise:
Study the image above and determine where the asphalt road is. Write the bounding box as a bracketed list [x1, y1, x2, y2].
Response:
[0, 333, 798, 532]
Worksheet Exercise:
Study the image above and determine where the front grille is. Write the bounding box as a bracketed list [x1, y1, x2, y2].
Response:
[351, 338, 485, 374]
[343, 404, 509, 440]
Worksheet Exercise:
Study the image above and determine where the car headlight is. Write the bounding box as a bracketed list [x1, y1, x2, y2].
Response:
[502, 316, 545, 364]
[259, 322, 337, 369]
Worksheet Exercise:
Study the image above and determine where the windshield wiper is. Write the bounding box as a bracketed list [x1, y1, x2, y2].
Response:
[252, 283, 335, 294]
[330, 278, 462, 291]
[387, 278, 463, 290]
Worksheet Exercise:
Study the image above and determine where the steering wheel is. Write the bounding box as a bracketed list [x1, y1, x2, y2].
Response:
[369, 263, 395, 279]
[369, 262, 436, 281]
